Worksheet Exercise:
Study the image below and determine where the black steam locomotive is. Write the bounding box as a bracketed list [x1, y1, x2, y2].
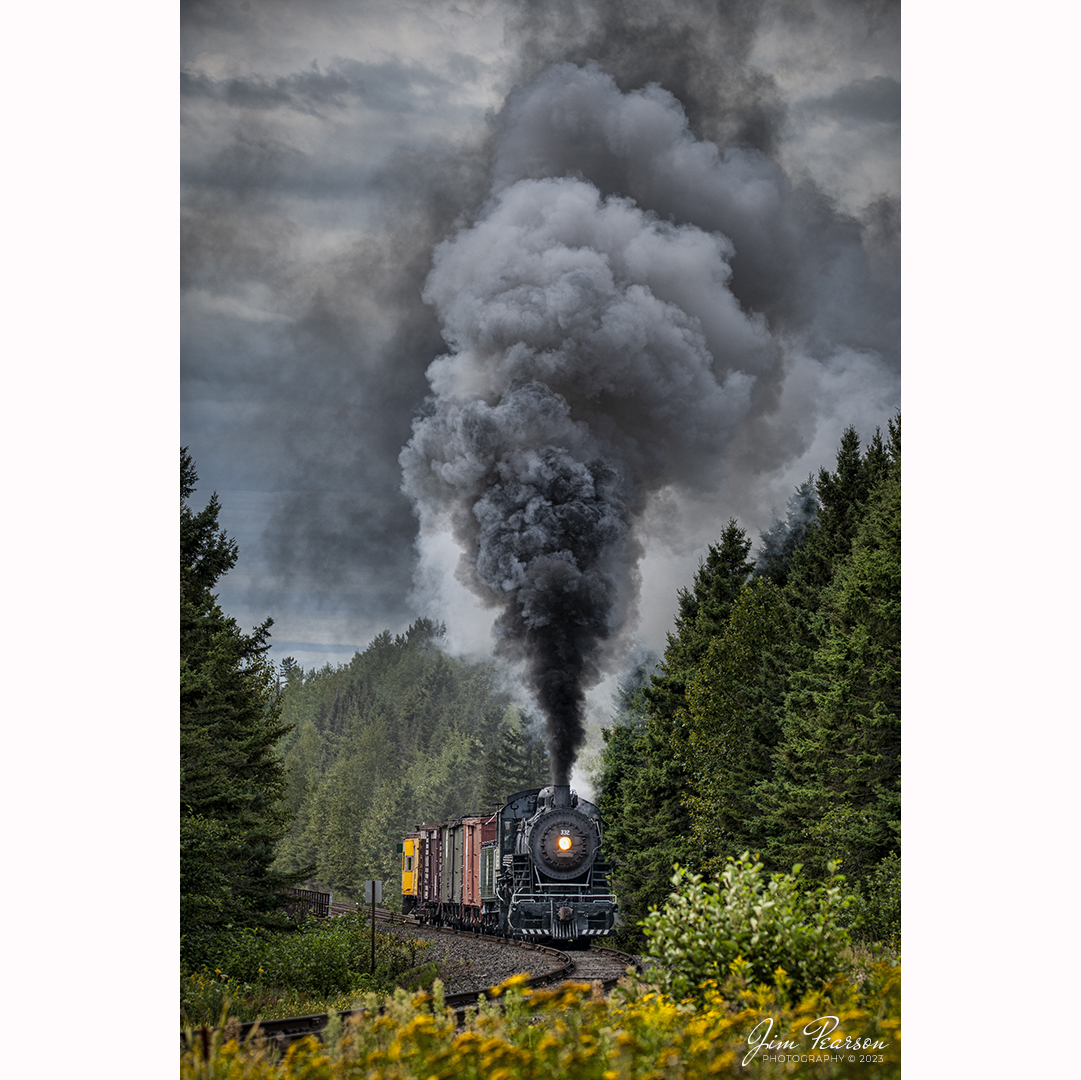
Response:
[401, 784, 617, 943]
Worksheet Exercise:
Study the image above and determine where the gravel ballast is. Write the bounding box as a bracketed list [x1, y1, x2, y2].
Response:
[378, 920, 569, 996]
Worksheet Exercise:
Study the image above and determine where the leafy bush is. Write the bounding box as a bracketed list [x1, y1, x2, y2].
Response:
[847, 851, 901, 947]
[181, 965, 901, 1078]
[181, 913, 431, 1025]
[640, 853, 852, 1002]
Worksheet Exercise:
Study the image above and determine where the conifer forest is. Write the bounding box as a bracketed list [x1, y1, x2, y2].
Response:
[181, 415, 900, 969]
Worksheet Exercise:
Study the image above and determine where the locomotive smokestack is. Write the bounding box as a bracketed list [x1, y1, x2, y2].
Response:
[552, 784, 571, 809]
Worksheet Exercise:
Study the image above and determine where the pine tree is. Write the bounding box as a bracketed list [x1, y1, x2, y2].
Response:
[643, 520, 756, 724]
[268, 621, 521, 894]
[611, 653, 660, 730]
[683, 578, 796, 873]
[595, 525, 754, 948]
[599, 418, 901, 943]
[180, 449, 309, 964]
[754, 479, 819, 586]
[481, 706, 549, 806]
[597, 718, 698, 949]
[786, 423, 896, 603]
[760, 443, 901, 882]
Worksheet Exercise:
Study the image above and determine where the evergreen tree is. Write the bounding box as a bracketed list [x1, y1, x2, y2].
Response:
[760, 441, 901, 882]
[786, 423, 895, 604]
[481, 706, 549, 807]
[814, 426, 870, 563]
[861, 427, 892, 493]
[612, 653, 660, 730]
[754, 479, 819, 586]
[643, 520, 756, 724]
[180, 449, 308, 964]
[596, 718, 698, 949]
[596, 526, 754, 949]
[269, 619, 519, 892]
[596, 417, 900, 951]
[683, 578, 796, 873]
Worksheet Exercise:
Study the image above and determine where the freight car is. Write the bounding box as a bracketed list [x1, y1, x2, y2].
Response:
[401, 783, 617, 944]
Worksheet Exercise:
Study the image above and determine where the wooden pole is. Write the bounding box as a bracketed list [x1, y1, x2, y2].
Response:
[370, 886, 376, 973]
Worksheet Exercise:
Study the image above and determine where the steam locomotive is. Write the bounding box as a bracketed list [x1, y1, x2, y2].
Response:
[400, 784, 617, 943]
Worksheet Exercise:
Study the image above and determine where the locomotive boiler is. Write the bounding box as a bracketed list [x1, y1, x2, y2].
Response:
[401, 784, 617, 944]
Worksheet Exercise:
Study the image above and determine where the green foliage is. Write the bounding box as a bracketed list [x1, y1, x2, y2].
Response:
[596, 524, 755, 949]
[182, 965, 901, 1078]
[785, 418, 899, 613]
[181, 450, 309, 965]
[224, 913, 429, 996]
[641, 854, 853, 1004]
[180, 913, 433, 1025]
[846, 852, 901, 947]
[611, 653, 659, 729]
[683, 578, 794, 873]
[760, 452, 901, 881]
[481, 704, 549, 806]
[597, 719, 697, 950]
[643, 519, 756, 725]
[591, 653, 665, 948]
[180, 815, 237, 967]
[754, 478, 819, 586]
[270, 618, 541, 902]
[599, 415, 901, 932]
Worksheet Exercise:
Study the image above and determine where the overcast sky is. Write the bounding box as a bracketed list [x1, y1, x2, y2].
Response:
[180, 0, 901, 676]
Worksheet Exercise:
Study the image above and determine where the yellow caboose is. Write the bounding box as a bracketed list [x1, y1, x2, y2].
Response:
[401, 833, 419, 915]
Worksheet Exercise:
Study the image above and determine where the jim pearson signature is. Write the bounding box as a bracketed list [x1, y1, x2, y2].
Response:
[744, 1016, 890, 1066]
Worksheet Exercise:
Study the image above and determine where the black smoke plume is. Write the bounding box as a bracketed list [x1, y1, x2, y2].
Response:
[401, 65, 809, 784]
[182, 2, 898, 678]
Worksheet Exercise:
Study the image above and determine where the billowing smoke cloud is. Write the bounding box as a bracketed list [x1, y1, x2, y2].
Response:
[181, 0, 899, 680]
[505, 0, 785, 155]
[401, 63, 887, 782]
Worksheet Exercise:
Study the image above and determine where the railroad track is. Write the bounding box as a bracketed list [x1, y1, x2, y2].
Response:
[182, 911, 640, 1053]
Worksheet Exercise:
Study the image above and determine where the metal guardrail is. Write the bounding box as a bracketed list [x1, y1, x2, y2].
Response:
[283, 887, 332, 919]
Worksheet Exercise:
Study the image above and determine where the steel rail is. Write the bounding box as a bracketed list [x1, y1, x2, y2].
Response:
[181, 926, 643, 1053]
[181, 926, 578, 1052]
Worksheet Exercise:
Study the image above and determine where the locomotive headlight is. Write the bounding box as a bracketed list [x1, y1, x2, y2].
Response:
[530, 810, 596, 879]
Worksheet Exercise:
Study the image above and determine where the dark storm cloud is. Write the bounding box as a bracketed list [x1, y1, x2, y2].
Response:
[181, 58, 461, 119]
[505, 0, 784, 153]
[804, 75, 901, 125]
[180, 0, 353, 32]
[860, 194, 901, 258]
[182, 120, 493, 629]
[180, 0, 899, 681]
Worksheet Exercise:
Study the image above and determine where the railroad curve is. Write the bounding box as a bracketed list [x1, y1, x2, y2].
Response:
[182, 909, 641, 1053]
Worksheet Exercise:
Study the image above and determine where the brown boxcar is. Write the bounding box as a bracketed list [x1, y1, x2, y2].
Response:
[414, 822, 443, 922]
